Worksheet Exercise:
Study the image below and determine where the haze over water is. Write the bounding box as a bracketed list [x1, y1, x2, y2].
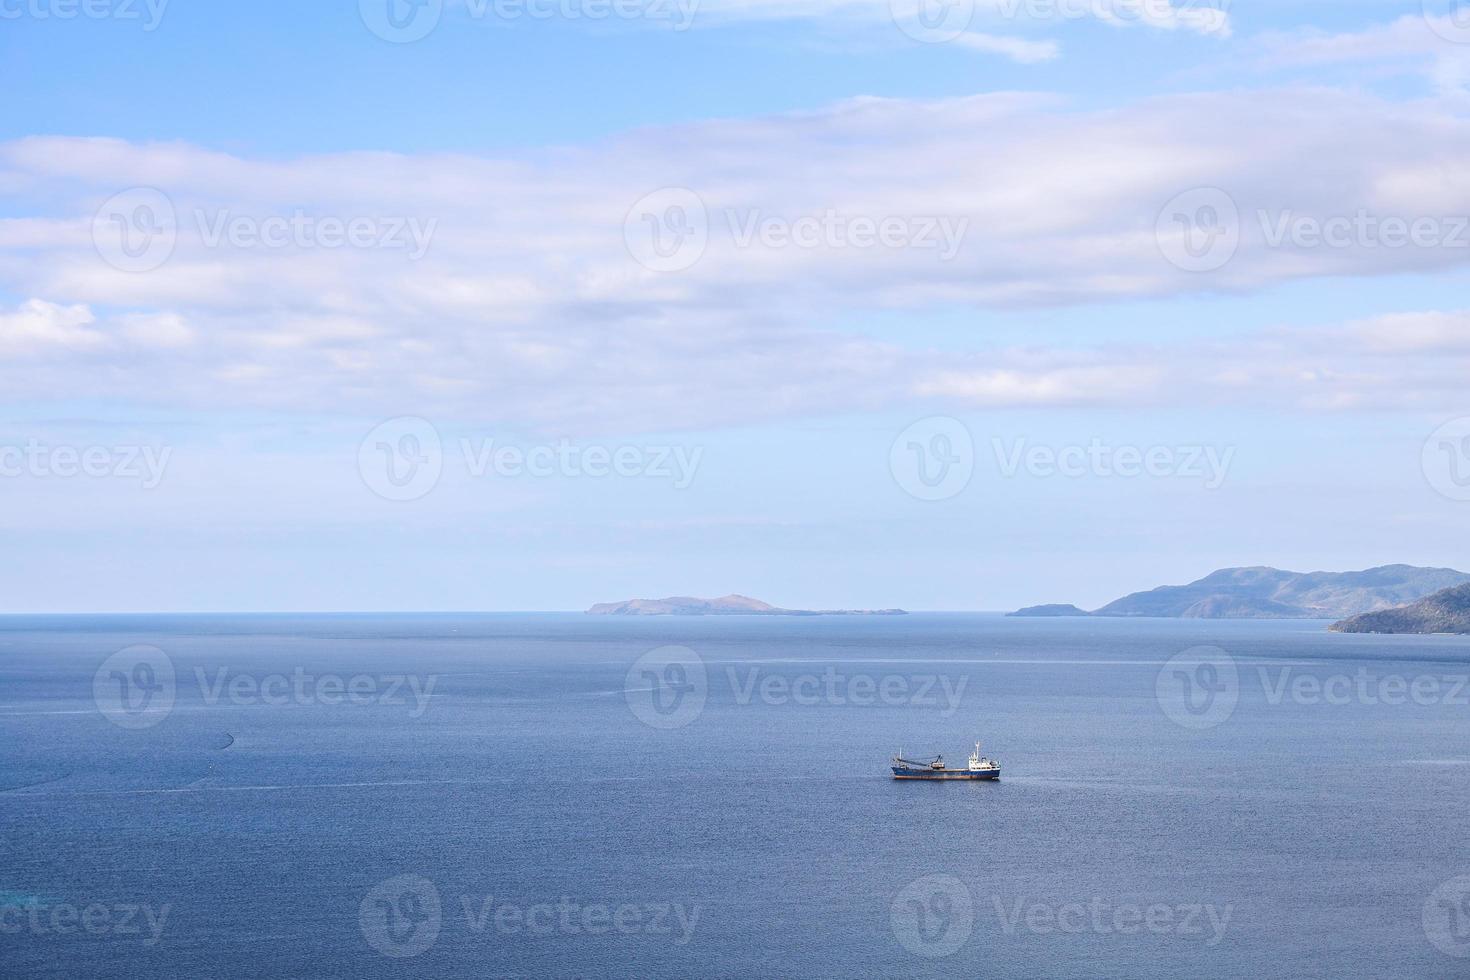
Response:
[2, 613, 1468, 978]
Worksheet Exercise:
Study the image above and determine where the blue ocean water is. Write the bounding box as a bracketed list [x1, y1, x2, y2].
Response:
[2, 613, 1469, 979]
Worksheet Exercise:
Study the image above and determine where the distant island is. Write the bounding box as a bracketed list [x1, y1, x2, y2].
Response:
[1008, 565, 1470, 621]
[1011, 604, 1091, 617]
[587, 594, 906, 616]
[1330, 583, 1470, 634]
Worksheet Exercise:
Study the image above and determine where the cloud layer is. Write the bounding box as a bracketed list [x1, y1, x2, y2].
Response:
[3, 85, 1470, 430]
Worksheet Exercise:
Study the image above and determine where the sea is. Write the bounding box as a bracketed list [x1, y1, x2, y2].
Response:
[1, 612, 1469, 979]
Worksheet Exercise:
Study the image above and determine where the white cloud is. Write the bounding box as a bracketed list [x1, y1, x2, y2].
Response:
[917, 364, 1162, 404]
[953, 30, 1060, 63]
[915, 309, 1470, 413]
[1083, 0, 1229, 36]
[3, 88, 1470, 428]
[1348, 309, 1470, 354]
[703, 0, 1231, 39]
[0, 299, 105, 354]
[1262, 15, 1449, 67]
[1258, 14, 1470, 94]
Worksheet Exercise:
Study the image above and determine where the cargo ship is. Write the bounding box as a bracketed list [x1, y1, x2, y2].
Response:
[891, 742, 1000, 780]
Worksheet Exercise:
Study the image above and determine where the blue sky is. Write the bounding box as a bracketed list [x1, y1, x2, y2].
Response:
[2, 0, 1470, 612]
[4, 2, 1446, 151]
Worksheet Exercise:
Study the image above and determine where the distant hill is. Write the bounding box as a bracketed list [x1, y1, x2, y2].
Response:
[1010, 565, 1470, 620]
[1330, 583, 1470, 634]
[586, 594, 906, 616]
[1008, 604, 1090, 618]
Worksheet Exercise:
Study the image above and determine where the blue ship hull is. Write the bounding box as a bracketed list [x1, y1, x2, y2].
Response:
[891, 765, 1000, 780]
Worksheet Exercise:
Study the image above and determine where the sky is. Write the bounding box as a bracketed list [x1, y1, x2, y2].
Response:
[2, 0, 1470, 612]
